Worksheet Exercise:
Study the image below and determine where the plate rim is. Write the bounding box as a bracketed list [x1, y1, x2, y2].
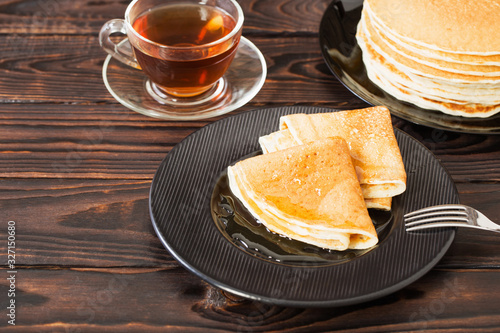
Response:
[149, 105, 458, 307]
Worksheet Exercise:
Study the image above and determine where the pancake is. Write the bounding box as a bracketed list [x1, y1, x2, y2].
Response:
[355, 0, 500, 118]
[228, 137, 378, 251]
[365, 197, 392, 211]
[259, 127, 393, 210]
[365, 0, 500, 55]
[275, 106, 406, 199]
[358, 34, 500, 117]
[259, 107, 406, 208]
[361, 11, 500, 78]
[258, 128, 295, 154]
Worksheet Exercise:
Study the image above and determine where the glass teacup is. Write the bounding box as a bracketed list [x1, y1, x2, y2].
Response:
[99, 0, 244, 104]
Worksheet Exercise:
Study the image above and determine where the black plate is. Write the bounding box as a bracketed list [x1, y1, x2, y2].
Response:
[319, 0, 500, 134]
[149, 106, 458, 307]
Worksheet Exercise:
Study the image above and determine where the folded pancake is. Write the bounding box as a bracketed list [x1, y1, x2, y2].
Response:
[259, 125, 393, 210]
[259, 107, 406, 205]
[228, 137, 378, 251]
[258, 128, 295, 154]
[365, 197, 392, 211]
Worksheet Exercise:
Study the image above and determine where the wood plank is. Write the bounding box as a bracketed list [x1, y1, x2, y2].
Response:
[1, 179, 500, 268]
[0, 34, 364, 106]
[395, 121, 500, 183]
[0, 0, 331, 35]
[2, 104, 500, 181]
[0, 1, 496, 331]
[0, 35, 106, 103]
[0, 179, 175, 267]
[0, 104, 195, 179]
[2, 267, 499, 331]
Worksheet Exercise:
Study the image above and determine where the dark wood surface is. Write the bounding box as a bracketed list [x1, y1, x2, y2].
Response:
[1, 0, 500, 331]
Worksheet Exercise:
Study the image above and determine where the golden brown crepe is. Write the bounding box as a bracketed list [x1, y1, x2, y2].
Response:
[259, 126, 392, 210]
[365, 197, 392, 211]
[259, 106, 406, 209]
[228, 137, 378, 251]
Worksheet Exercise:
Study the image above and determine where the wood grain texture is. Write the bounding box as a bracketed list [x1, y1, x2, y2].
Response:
[0, 179, 172, 267]
[0, 0, 331, 35]
[0, 34, 364, 105]
[1, 179, 499, 269]
[0, 0, 499, 330]
[2, 103, 500, 182]
[0, 267, 499, 331]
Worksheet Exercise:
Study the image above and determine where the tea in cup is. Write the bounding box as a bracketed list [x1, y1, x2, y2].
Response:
[100, 0, 244, 101]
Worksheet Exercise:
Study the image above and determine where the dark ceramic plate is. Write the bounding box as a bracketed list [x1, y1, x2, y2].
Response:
[149, 106, 458, 307]
[319, 0, 500, 134]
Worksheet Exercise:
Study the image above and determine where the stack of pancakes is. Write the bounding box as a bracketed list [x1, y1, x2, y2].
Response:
[356, 0, 500, 118]
[227, 107, 406, 251]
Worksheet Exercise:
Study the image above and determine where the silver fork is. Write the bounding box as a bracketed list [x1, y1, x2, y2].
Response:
[404, 204, 500, 233]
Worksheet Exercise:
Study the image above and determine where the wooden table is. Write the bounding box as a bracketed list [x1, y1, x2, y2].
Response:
[1, 0, 499, 331]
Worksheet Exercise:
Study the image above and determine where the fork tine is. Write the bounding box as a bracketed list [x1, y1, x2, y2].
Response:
[406, 221, 469, 232]
[404, 204, 466, 218]
[405, 215, 469, 227]
[404, 204, 500, 233]
[404, 209, 468, 223]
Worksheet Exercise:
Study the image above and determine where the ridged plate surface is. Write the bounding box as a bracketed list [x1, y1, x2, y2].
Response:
[149, 106, 458, 307]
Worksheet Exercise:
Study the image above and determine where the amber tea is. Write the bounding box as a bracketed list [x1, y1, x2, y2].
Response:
[132, 4, 239, 97]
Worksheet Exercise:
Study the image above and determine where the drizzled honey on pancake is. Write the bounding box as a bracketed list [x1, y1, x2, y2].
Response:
[259, 106, 406, 210]
[228, 137, 379, 251]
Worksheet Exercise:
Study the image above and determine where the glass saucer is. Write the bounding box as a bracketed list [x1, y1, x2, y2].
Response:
[102, 37, 267, 120]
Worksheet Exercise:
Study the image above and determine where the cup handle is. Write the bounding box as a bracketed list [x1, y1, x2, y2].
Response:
[99, 19, 141, 69]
